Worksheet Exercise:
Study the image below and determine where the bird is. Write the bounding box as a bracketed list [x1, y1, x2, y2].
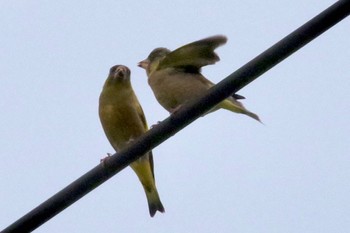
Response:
[99, 65, 164, 217]
[138, 35, 260, 121]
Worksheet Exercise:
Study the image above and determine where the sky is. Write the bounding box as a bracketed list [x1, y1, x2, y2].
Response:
[0, 1, 349, 232]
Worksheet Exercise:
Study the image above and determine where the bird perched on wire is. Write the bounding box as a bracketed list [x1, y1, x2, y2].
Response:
[138, 35, 260, 122]
[99, 65, 164, 217]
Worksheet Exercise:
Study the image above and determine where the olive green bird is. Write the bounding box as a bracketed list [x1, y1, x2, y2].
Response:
[99, 65, 164, 217]
[138, 35, 260, 121]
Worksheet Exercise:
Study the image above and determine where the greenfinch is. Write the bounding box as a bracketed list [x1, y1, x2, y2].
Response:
[99, 65, 164, 217]
[138, 35, 260, 121]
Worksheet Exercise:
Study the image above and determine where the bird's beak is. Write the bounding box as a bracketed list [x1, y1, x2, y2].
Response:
[115, 66, 124, 76]
[138, 59, 149, 69]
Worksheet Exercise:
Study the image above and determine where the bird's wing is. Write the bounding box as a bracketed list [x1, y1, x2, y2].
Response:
[136, 102, 148, 130]
[158, 35, 227, 71]
[136, 101, 155, 178]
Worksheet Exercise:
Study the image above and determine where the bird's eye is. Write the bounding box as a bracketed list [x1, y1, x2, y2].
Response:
[109, 66, 117, 73]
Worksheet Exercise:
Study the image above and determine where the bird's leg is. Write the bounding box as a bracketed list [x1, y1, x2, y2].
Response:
[100, 152, 113, 165]
[126, 138, 144, 162]
[150, 121, 162, 128]
[151, 105, 183, 128]
[169, 105, 183, 114]
[126, 138, 135, 144]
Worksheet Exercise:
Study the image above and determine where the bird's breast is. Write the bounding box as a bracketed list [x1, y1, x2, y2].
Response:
[99, 103, 145, 150]
[148, 69, 209, 111]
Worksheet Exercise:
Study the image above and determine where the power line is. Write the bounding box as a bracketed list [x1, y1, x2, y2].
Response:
[2, 0, 350, 232]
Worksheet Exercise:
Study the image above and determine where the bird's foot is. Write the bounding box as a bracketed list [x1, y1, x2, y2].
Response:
[126, 138, 135, 144]
[169, 105, 183, 114]
[150, 121, 162, 128]
[100, 153, 113, 167]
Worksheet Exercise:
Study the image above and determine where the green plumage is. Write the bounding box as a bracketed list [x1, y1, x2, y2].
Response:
[138, 35, 261, 122]
[99, 65, 164, 217]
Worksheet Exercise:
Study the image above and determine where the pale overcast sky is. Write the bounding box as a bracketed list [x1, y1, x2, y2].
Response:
[1, 1, 349, 232]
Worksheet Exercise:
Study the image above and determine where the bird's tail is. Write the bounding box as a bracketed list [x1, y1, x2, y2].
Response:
[144, 186, 165, 217]
[131, 159, 165, 217]
[218, 98, 261, 122]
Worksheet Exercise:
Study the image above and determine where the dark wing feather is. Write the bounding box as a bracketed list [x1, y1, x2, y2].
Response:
[136, 101, 155, 179]
[158, 35, 227, 71]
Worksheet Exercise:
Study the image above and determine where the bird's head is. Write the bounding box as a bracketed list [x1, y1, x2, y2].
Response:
[138, 48, 171, 74]
[108, 65, 130, 82]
